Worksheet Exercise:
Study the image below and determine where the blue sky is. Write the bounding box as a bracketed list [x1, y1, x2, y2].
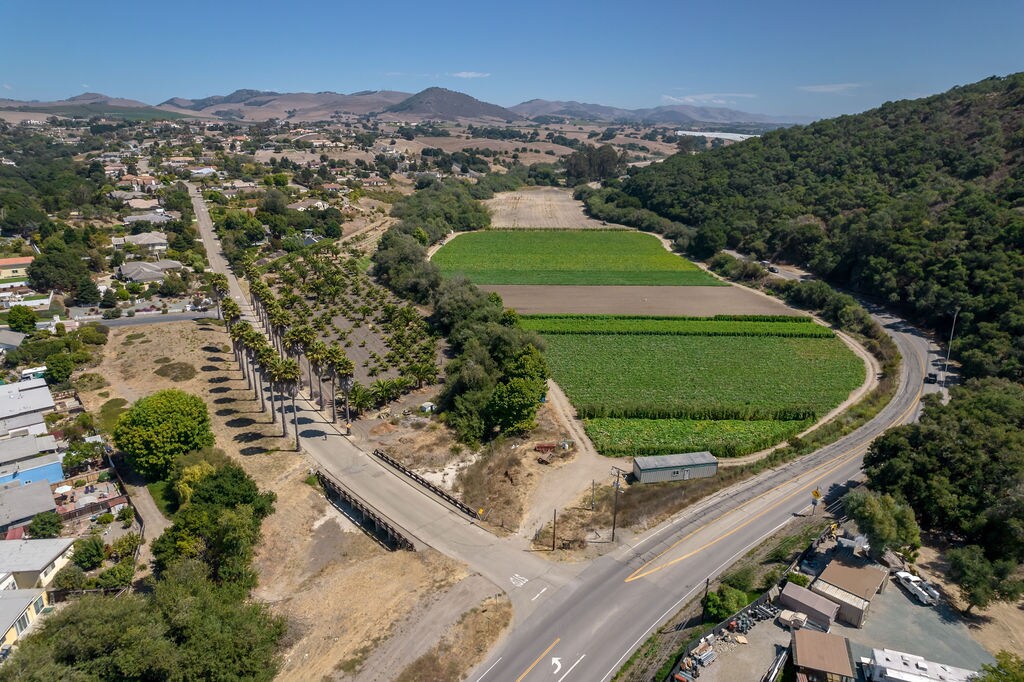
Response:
[2, 0, 1022, 119]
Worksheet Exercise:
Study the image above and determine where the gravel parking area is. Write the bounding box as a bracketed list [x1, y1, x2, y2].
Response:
[830, 577, 995, 670]
[690, 620, 791, 682]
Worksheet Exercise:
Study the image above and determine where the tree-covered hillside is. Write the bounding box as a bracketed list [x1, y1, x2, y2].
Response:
[586, 73, 1024, 381]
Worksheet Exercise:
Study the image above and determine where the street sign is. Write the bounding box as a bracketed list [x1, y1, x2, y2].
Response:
[811, 488, 822, 500]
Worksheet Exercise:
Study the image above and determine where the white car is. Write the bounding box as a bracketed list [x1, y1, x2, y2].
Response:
[895, 571, 934, 605]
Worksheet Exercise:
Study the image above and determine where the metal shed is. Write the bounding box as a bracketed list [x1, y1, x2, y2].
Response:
[632, 452, 718, 484]
[778, 582, 840, 630]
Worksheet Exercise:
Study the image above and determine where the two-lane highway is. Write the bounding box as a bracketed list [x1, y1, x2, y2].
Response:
[472, 312, 933, 682]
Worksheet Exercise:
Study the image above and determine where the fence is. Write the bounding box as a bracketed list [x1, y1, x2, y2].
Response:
[58, 495, 128, 522]
[316, 469, 418, 551]
[371, 449, 479, 520]
[660, 521, 841, 682]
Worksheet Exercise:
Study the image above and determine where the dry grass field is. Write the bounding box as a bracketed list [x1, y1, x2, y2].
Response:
[76, 320, 470, 681]
[484, 186, 613, 228]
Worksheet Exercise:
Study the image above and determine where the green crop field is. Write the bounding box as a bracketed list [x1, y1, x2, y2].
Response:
[432, 229, 722, 286]
[521, 314, 830, 338]
[529, 315, 864, 458]
[584, 418, 812, 458]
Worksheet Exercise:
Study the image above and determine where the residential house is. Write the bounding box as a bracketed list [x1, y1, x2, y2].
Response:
[136, 175, 159, 191]
[103, 163, 127, 177]
[124, 212, 174, 227]
[0, 453, 64, 487]
[863, 648, 977, 682]
[116, 259, 182, 283]
[0, 379, 54, 441]
[363, 175, 388, 187]
[189, 167, 218, 178]
[0, 588, 48, 649]
[126, 198, 160, 211]
[287, 199, 328, 212]
[0, 538, 75, 588]
[0, 257, 33, 285]
[0, 435, 59, 470]
[791, 629, 855, 682]
[111, 231, 169, 255]
[0, 480, 56, 532]
[0, 331, 26, 357]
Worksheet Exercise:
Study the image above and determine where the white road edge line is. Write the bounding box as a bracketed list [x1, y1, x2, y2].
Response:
[600, 456, 861, 682]
[558, 654, 586, 682]
[531, 587, 548, 601]
[474, 656, 502, 682]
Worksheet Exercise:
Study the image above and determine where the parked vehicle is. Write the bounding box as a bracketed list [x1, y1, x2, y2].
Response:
[895, 571, 934, 605]
[925, 372, 938, 384]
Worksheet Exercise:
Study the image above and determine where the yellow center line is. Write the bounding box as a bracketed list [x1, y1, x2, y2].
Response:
[626, 445, 866, 581]
[625, 362, 927, 584]
[516, 637, 560, 682]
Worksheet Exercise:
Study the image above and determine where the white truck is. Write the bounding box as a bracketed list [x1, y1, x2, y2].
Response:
[895, 571, 934, 605]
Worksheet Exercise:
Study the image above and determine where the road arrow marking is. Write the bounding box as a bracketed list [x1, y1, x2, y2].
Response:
[552, 657, 562, 674]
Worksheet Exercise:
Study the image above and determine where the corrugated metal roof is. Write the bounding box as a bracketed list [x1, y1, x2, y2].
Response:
[633, 452, 717, 470]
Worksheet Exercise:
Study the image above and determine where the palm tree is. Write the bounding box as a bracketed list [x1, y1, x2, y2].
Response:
[406, 362, 438, 389]
[267, 307, 290, 358]
[256, 344, 277, 416]
[325, 344, 354, 423]
[284, 325, 316, 393]
[306, 340, 329, 409]
[347, 381, 374, 417]
[208, 272, 229, 320]
[270, 357, 301, 443]
[222, 298, 241, 332]
[370, 378, 402, 407]
[229, 321, 254, 387]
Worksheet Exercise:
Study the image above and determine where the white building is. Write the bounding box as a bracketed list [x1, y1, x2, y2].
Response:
[0, 379, 54, 440]
[863, 648, 977, 682]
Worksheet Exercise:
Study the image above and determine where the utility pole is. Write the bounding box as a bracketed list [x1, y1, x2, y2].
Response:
[552, 509, 557, 552]
[611, 469, 621, 542]
[591, 480, 595, 511]
[942, 306, 961, 388]
[701, 577, 711, 623]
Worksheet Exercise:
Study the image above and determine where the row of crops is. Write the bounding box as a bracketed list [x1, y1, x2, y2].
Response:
[528, 315, 864, 458]
[520, 315, 833, 338]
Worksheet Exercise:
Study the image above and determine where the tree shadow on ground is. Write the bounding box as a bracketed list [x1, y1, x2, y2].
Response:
[300, 428, 328, 439]
[201, 345, 224, 353]
[213, 396, 237, 404]
[225, 417, 257, 429]
[206, 356, 226, 363]
[240, 445, 271, 456]
[233, 430, 274, 444]
[209, 386, 232, 394]
[215, 408, 239, 417]
[201, 366, 221, 373]
[207, 376, 231, 384]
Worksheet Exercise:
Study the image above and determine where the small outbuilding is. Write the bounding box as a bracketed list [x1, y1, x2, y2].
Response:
[811, 558, 888, 628]
[791, 629, 855, 682]
[778, 582, 840, 630]
[632, 452, 718, 484]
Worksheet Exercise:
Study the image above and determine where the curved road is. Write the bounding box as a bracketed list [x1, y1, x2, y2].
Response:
[186, 185, 940, 681]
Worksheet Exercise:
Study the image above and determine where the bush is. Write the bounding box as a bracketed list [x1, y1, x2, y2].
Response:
[51, 564, 87, 591]
[27, 511, 63, 539]
[96, 512, 115, 525]
[787, 572, 811, 587]
[721, 565, 756, 593]
[116, 505, 135, 527]
[72, 536, 106, 571]
[703, 584, 750, 622]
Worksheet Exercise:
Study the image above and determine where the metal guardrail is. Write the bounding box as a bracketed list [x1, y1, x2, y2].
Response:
[315, 469, 417, 551]
[371, 449, 480, 520]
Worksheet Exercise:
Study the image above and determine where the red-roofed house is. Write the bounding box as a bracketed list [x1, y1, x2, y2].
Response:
[0, 257, 33, 289]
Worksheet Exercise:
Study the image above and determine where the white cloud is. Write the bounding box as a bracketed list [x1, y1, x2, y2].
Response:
[81, 83, 90, 89]
[2, 84, 11, 91]
[797, 82, 864, 94]
[450, 71, 490, 79]
[662, 93, 756, 106]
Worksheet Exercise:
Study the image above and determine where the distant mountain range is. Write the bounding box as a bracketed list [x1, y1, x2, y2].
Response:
[510, 99, 807, 125]
[0, 88, 806, 125]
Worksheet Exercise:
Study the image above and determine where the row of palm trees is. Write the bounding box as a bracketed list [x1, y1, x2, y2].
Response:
[223, 297, 358, 449]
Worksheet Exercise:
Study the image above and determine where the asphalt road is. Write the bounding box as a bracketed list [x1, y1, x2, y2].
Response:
[471, 310, 934, 682]
[186, 190, 941, 681]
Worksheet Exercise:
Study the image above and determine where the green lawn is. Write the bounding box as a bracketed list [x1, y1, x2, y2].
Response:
[146, 480, 177, 519]
[433, 230, 722, 286]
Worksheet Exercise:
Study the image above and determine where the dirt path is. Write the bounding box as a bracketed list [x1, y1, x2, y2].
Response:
[351, 574, 499, 682]
[517, 380, 620, 542]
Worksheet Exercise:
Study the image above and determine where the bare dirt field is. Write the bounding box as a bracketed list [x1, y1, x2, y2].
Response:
[916, 543, 1024, 658]
[484, 186, 617, 229]
[76, 320, 474, 681]
[487, 284, 802, 316]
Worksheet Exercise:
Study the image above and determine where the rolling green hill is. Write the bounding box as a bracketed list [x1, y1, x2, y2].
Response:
[583, 73, 1024, 381]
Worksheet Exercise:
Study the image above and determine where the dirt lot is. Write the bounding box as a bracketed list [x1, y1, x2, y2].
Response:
[487, 284, 801, 316]
[484, 186, 618, 229]
[916, 543, 1024, 658]
[76, 320, 471, 681]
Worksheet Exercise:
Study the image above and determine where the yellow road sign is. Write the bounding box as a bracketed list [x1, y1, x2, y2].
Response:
[811, 488, 822, 500]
